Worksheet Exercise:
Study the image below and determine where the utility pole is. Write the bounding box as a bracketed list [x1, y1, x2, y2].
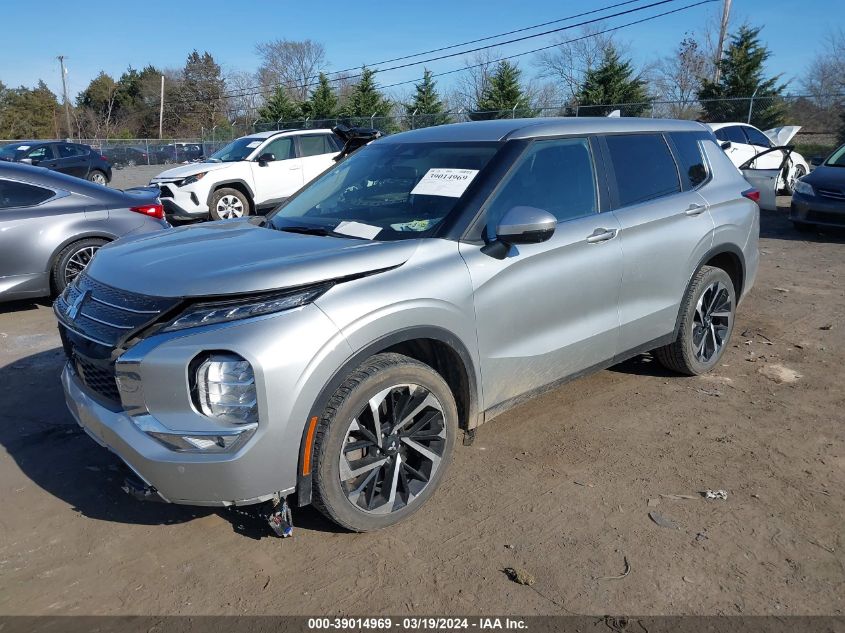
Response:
[159, 75, 165, 139]
[57, 55, 72, 138]
[713, 0, 732, 84]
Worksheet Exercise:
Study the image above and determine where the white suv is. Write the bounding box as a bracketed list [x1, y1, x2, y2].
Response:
[150, 129, 343, 220]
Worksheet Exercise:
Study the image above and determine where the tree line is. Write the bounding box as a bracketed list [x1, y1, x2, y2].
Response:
[1, 21, 843, 142]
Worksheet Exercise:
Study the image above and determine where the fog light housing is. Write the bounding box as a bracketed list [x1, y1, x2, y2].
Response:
[193, 353, 258, 426]
[133, 415, 257, 453]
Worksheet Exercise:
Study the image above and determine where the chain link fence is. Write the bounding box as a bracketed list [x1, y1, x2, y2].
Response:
[4, 95, 841, 168]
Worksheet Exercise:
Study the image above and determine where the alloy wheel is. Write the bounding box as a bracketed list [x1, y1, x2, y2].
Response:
[216, 194, 244, 219]
[339, 383, 446, 515]
[691, 281, 732, 363]
[64, 246, 99, 285]
[91, 172, 106, 185]
[788, 165, 806, 192]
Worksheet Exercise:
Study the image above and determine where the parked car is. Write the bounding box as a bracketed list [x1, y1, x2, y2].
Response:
[149, 129, 343, 220]
[789, 143, 845, 230]
[707, 123, 809, 193]
[154, 143, 204, 164]
[103, 145, 151, 168]
[0, 162, 168, 303]
[0, 141, 113, 185]
[59, 118, 758, 534]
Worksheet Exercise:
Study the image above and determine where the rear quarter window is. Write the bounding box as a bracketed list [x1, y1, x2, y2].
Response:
[0, 179, 55, 209]
[668, 132, 710, 190]
[605, 133, 681, 207]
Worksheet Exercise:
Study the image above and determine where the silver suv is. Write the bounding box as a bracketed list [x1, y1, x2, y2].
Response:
[57, 118, 759, 533]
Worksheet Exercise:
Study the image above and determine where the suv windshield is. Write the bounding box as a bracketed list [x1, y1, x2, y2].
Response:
[825, 144, 845, 167]
[207, 137, 263, 163]
[268, 141, 499, 241]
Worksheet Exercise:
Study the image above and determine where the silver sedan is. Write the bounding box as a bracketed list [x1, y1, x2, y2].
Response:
[0, 162, 169, 303]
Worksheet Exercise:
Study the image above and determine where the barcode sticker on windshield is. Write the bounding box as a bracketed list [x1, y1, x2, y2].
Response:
[334, 221, 382, 240]
[411, 168, 479, 198]
[246, 141, 262, 148]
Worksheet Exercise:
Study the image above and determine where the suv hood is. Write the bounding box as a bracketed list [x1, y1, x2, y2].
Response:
[86, 220, 419, 298]
[151, 161, 235, 181]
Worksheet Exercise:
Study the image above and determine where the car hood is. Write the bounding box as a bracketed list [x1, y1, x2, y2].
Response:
[86, 219, 419, 298]
[804, 164, 845, 187]
[764, 125, 801, 146]
[151, 161, 236, 180]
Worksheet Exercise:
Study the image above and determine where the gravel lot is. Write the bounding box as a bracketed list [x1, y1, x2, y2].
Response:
[0, 203, 843, 616]
[109, 164, 163, 190]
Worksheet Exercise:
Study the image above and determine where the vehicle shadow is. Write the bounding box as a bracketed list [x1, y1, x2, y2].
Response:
[0, 297, 51, 315]
[0, 347, 342, 537]
[607, 352, 679, 378]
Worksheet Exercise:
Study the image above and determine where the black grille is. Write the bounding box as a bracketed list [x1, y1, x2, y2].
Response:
[817, 187, 845, 201]
[807, 210, 845, 226]
[74, 354, 120, 403]
[55, 273, 180, 405]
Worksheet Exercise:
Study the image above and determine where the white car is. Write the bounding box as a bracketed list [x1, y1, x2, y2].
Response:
[707, 123, 809, 194]
[150, 129, 343, 220]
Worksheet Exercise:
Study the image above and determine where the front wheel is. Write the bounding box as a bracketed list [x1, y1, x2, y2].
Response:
[655, 266, 736, 375]
[209, 188, 250, 220]
[785, 164, 807, 195]
[311, 353, 458, 532]
[52, 238, 108, 294]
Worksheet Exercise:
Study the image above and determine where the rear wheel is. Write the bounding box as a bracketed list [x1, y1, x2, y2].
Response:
[209, 188, 250, 220]
[311, 353, 458, 532]
[52, 238, 108, 294]
[655, 266, 736, 375]
[87, 170, 107, 186]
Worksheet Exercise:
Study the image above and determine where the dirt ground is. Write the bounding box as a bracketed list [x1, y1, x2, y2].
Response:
[0, 203, 843, 617]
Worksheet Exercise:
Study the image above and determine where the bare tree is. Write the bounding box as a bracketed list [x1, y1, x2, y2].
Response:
[226, 70, 264, 122]
[802, 28, 845, 99]
[255, 39, 327, 102]
[451, 50, 501, 112]
[652, 35, 708, 118]
[533, 24, 620, 104]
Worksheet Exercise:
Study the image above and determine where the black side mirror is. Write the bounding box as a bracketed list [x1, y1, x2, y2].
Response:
[257, 152, 276, 166]
[720, 141, 732, 150]
[482, 206, 557, 259]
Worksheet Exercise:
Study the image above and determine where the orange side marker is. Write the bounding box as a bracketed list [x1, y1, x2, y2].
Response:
[302, 416, 319, 476]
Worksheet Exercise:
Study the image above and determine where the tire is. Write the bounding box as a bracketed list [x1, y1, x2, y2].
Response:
[311, 352, 458, 532]
[87, 170, 108, 186]
[654, 266, 736, 376]
[51, 238, 108, 294]
[785, 164, 806, 195]
[209, 187, 251, 220]
[792, 221, 815, 233]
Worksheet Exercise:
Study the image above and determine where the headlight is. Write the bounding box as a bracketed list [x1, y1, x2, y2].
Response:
[179, 171, 207, 186]
[793, 180, 814, 197]
[162, 284, 331, 332]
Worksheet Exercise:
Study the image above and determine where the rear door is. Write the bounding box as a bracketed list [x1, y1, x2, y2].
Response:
[249, 136, 303, 205]
[603, 131, 715, 351]
[297, 133, 341, 184]
[55, 143, 92, 178]
[460, 136, 623, 409]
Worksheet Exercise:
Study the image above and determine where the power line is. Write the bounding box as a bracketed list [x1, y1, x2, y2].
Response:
[379, 0, 718, 91]
[223, 0, 689, 101]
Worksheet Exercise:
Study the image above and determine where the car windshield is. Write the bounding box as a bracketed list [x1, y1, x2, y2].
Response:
[825, 144, 845, 167]
[0, 143, 31, 161]
[267, 141, 499, 241]
[206, 137, 263, 163]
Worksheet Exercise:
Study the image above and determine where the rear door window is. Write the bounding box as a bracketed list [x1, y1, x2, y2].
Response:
[299, 135, 336, 157]
[605, 134, 681, 207]
[58, 144, 87, 158]
[0, 179, 55, 209]
[668, 132, 709, 190]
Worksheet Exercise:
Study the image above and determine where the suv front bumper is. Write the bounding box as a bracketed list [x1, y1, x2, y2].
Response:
[150, 181, 209, 220]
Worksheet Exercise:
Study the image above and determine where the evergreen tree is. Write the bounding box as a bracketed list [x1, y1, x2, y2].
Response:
[0, 80, 59, 138]
[259, 86, 302, 124]
[176, 50, 227, 131]
[574, 45, 650, 116]
[405, 69, 449, 128]
[469, 61, 536, 120]
[303, 72, 338, 123]
[341, 67, 392, 127]
[698, 25, 786, 129]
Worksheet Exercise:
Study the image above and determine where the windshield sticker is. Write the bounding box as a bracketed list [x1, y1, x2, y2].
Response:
[390, 219, 440, 232]
[334, 221, 382, 240]
[246, 141, 262, 149]
[16, 145, 30, 150]
[410, 168, 479, 198]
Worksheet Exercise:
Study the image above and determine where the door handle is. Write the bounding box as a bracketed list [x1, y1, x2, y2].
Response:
[586, 228, 617, 243]
[685, 204, 707, 216]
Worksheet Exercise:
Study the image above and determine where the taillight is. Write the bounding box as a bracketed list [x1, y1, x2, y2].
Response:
[100, 155, 108, 161]
[131, 204, 164, 220]
[742, 188, 760, 203]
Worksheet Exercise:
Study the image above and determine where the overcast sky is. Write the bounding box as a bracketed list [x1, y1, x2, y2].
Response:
[0, 0, 838, 101]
